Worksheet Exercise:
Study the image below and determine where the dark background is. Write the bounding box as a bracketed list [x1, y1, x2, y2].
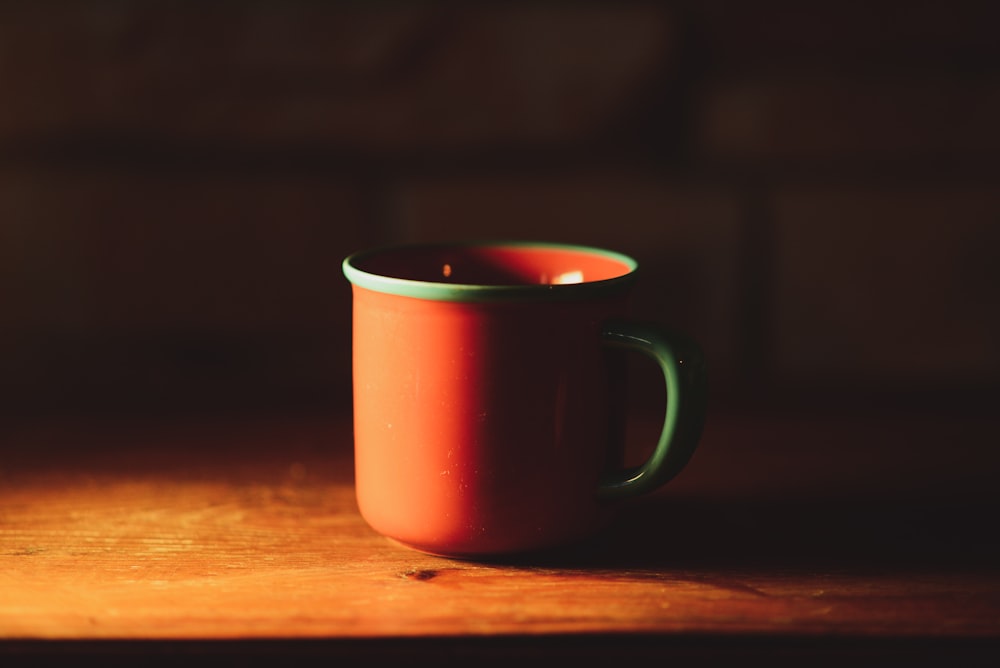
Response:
[2, 1, 998, 421]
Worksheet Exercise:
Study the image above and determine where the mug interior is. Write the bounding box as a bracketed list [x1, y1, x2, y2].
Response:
[349, 242, 635, 287]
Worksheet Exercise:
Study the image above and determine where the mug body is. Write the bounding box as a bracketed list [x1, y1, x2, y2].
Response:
[346, 243, 636, 557]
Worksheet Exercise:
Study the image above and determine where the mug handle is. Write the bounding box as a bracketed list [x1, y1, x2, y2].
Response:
[598, 319, 708, 501]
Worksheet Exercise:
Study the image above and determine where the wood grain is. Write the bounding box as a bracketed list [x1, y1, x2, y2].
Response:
[2, 410, 999, 644]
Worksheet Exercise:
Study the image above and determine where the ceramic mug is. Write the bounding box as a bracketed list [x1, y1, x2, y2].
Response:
[343, 241, 707, 558]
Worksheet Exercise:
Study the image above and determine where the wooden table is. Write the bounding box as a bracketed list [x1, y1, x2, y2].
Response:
[2, 406, 999, 664]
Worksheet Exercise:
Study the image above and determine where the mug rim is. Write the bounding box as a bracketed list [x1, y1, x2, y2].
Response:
[343, 240, 638, 302]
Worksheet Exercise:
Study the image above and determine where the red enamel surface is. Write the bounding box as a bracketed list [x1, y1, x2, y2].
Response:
[351, 285, 632, 557]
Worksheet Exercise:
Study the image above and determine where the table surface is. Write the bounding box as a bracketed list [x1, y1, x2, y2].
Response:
[2, 406, 999, 662]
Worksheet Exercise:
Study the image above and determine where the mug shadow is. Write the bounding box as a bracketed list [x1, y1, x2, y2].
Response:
[484, 490, 1000, 575]
[483, 411, 1000, 575]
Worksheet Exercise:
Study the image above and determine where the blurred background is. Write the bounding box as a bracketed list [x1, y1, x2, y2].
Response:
[1, 1, 998, 420]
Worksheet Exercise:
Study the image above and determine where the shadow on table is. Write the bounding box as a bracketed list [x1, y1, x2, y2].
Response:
[493, 485, 1000, 573]
[523, 409, 1000, 573]
[604, 494, 998, 572]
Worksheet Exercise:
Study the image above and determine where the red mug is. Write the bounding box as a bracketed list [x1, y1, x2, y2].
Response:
[343, 241, 707, 558]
